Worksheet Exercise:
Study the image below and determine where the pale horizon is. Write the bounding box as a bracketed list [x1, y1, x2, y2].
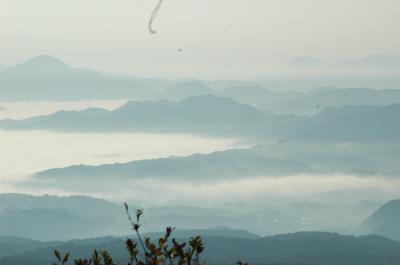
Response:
[1, 0, 400, 79]
[2, 53, 400, 81]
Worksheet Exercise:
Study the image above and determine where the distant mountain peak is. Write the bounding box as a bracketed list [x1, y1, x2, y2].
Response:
[13, 55, 71, 71]
[360, 198, 400, 241]
[27, 54, 65, 62]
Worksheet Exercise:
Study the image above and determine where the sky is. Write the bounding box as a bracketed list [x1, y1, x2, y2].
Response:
[0, 0, 400, 79]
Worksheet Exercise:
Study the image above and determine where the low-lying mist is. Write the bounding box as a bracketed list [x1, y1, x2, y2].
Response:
[0, 130, 243, 185]
[19, 174, 398, 207]
[0, 100, 126, 120]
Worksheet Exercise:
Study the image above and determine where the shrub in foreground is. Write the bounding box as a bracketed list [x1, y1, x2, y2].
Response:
[53, 204, 248, 265]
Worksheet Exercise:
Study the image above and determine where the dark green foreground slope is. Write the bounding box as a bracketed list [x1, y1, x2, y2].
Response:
[1, 232, 399, 265]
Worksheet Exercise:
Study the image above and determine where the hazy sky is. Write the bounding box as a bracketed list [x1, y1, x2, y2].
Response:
[1, 0, 400, 79]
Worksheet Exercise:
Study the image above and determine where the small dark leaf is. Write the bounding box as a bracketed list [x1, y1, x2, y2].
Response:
[63, 253, 70, 263]
[54, 250, 62, 261]
[136, 208, 144, 222]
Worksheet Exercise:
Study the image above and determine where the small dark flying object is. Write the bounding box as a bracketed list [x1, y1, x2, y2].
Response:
[177, 48, 183, 53]
[149, 0, 164, 34]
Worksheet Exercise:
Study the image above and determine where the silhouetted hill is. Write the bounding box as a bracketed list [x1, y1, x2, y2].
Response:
[0, 208, 114, 241]
[145, 228, 259, 240]
[1, 95, 399, 141]
[0, 55, 154, 100]
[0, 194, 280, 241]
[292, 104, 400, 141]
[360, 199, 400, 241]
[262, 88, 400, 114]
[0, 237, 57, 258]
[203, 232, 400, 265]
[34, 149, 311, 187]
[0, 95, 295, 137]
[251, 139, 400, 178]
[0, 194, 128, 241]
[0, 228, 257, 259]
[1, 232, 400, 265]
[0, 193, 122, 217]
